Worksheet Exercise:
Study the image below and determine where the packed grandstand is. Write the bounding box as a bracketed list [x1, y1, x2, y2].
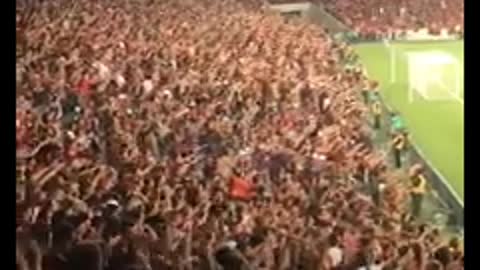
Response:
[16, 0, 464, 270]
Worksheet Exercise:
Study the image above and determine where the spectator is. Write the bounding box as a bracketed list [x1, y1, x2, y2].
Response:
[319, 0, 463, 38]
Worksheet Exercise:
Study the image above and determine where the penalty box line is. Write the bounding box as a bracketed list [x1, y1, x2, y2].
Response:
[383, 41, 464, 105]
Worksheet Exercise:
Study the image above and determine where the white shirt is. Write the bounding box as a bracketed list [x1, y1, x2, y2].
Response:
[115, 74, 126, 87]
[358, 264, 382, 270]
[143, 80, 154, 94]
[327, 246, 343, 267]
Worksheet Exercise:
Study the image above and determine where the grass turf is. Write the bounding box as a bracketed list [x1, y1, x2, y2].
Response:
[354, 41, 464, 201]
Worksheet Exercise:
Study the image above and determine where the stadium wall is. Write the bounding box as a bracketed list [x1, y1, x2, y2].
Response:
[268, 2, 349, 34]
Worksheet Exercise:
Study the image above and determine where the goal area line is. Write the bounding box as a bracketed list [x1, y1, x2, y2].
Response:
[382, 43, 464, 106]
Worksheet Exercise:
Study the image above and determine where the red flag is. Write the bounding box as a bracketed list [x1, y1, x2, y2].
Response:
[229, 177, 255, 200]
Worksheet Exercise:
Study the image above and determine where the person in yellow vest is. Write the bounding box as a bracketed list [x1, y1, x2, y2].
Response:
[448, 237, 463, 260]
[361, 80, 379, 105]
[371, 94, 382, 130]
[391, 131, 407, 168]
[409, 164, 427, 219]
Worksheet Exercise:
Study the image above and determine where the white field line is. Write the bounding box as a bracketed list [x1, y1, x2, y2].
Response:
[383, 42, 464, 106]
[454, 95, 464, 105]
[383, 40, 396, 83]
[436, 80, 464, 105]
[432, 77, 464, 105]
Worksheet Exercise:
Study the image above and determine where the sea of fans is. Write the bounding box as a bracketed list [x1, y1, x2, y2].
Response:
[319, 0, 464, 38]
[16, 0, 463, 269]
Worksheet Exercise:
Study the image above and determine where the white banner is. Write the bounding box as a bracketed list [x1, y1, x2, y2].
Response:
[403, 28, 458, 41]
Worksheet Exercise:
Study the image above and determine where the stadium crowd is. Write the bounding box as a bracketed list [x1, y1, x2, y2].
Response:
[320, 0, 463, 38]
[268, 0, 463, 38]
[16, 0, 463, 270]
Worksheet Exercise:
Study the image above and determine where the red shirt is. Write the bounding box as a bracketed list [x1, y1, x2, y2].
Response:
[75, 78, 94, 97]
[230, 177, 255, 200]
[343, 231, 360, 261]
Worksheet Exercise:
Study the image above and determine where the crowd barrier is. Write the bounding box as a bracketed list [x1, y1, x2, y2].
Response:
[335, 29, 462, 44]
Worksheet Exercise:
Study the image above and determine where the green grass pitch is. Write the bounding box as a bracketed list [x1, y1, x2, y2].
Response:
[354, 41, 464, 201]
